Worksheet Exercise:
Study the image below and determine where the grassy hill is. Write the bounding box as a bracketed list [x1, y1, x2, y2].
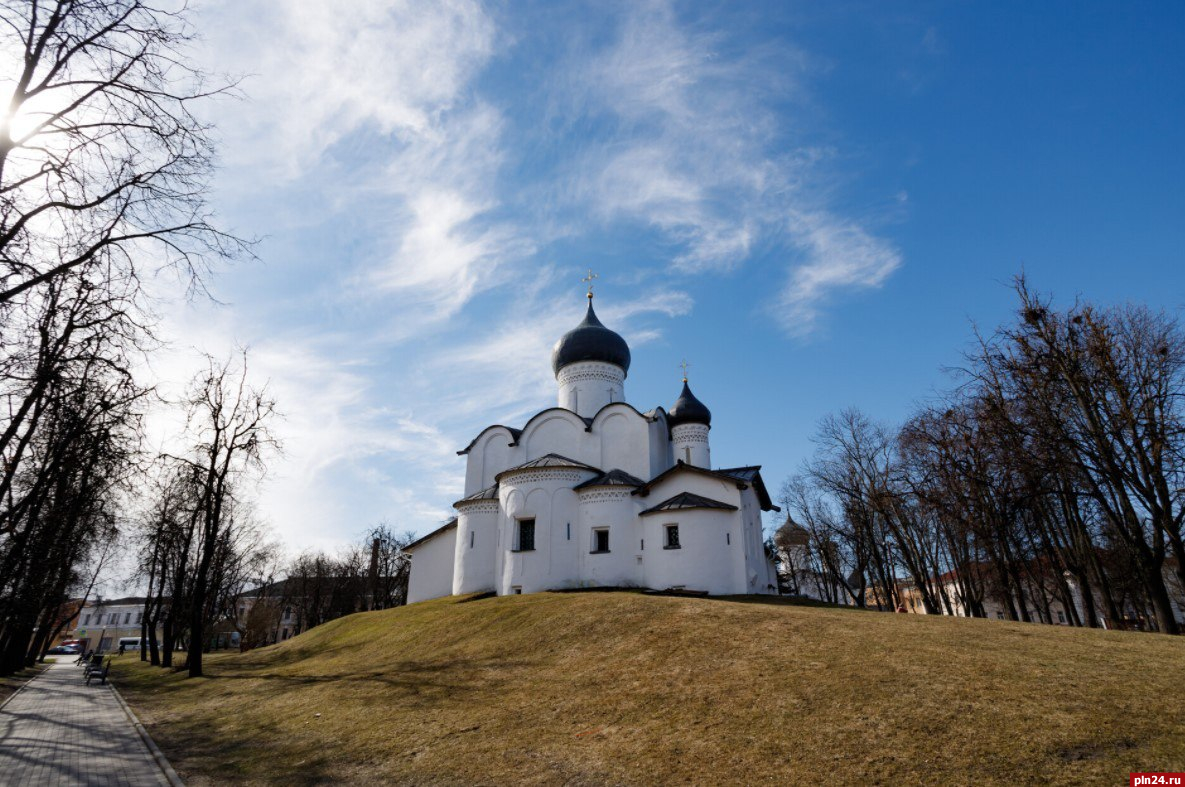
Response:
[114, 592, 1185, 785]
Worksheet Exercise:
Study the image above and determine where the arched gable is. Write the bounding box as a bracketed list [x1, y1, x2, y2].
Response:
[463, 425, 518, 493]
[591, 404, 652, 480]
[519, 408, 590, 462]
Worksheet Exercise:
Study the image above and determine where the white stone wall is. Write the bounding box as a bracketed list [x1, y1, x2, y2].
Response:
[452, 503, 498, 595]
[670, 423, 711, 468]
[642, 508, 743, 594]
[577, 488, 643, 588]
[407, 526, 457, 604]
[497, 467, 593, 594]
[557, 361, 625, 418]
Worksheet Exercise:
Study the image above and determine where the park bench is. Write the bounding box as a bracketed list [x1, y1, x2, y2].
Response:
[85, 657, 111, 686]
[83, 653, 103, 678]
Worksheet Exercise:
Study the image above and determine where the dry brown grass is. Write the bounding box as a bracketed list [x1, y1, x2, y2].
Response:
[0, 660, 49, 706]
[113, 592, 1185, 786]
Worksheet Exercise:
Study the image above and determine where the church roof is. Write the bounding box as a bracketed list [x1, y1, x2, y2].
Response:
[404, 518, 458, 552]
[667, 380, 711, 427]
[551, 298, 631, 376]
[639, 491, 738, 516]
[453, 484, 499, 508]
[495, 453, 601, 481]
[457, 425, 523, 456]
[632, 461, 781, 512]
[573, 469, 645, 490]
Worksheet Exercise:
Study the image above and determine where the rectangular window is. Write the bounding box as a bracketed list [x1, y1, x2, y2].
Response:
[135, 613, 143, 624]
[470, 530, 475, 548]
[516, 519, 536, 552]
[592, 528, 609, 553]
[512, 586, 522, 595]
[83, 614, 91, 625]
[567, 522, 571, 540]
[726, 532, 731, 545]
[124, 612, 131, 624]
[664, 524, 680, 549]
[1056, 610, 1066, 624]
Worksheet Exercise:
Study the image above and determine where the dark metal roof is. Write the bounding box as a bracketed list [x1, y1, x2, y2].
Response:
[551, 299, 631, 376]
[84, 596, 147, 607]
[457, 425, 523, 456]
[453, 484, 499, 508]
[668, 380, 711, 427]
[632, 461, 781, 512]
[404, 518, 458, 552]
[640, 491, 738, 516]
[573, 468, 645, 490]
[715, 466, 778, 511]
[494, 453, 601, 481]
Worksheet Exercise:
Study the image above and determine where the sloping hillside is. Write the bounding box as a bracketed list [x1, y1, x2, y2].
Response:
[114, 592, 1185, 785]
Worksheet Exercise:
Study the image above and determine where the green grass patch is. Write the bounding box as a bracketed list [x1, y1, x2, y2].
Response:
[113, 592, 1185, 785]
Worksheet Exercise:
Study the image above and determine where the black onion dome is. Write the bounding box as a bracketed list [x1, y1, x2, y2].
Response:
[551, 299, 631, 376]
[668, 380, 712, 427]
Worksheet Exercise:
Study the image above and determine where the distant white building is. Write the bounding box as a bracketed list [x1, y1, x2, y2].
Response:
[406, 290, 781, 601]
[73, 597, 149, 652]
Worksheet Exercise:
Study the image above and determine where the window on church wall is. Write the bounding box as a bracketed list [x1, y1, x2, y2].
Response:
[683, 447, 691, 463]
[664, 524, 680, 549]
[591, 527, 609, 553]
[515, 519, 536, 552]
[470, 530, 475, 549]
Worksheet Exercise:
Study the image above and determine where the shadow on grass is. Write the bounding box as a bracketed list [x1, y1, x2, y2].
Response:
[710, 594, 874, 611]
[118, 649, 538, 786]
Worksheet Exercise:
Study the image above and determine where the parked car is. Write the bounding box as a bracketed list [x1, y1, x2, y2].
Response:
[47, 644, 81, 655]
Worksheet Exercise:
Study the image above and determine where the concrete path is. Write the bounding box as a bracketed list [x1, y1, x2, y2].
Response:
[0, 657, 174, 786]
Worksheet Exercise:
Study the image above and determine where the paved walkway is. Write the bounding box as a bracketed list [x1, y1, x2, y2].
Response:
[0, 657, 172, 786]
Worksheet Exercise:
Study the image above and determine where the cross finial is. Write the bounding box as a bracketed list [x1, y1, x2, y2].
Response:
[582, 268, 598, 299]
[680, 359, 690, 382]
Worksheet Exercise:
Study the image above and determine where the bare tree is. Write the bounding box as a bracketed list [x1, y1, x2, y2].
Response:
[0, 0, 246, 306]
[176, 351, 277, 677]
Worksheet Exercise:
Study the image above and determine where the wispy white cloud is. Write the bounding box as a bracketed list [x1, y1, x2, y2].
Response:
[562, 0, 901, 330]
[199, 0, 523, 327]
[780, 210, 902, 335]
[202, 0, 497, 177]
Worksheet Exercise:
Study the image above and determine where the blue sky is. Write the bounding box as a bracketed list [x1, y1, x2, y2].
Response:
[157, 0, 1185, 550]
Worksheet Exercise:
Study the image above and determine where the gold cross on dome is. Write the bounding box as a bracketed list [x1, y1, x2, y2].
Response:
[582, 268, 598, 298]
[680, 359, 690, 382]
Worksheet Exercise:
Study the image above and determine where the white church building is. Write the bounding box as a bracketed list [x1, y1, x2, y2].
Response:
[405, 289, 781, 602]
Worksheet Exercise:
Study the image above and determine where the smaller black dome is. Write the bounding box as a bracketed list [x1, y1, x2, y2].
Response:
[552, 299, 631, 376]
[668, 380, 711, 427]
